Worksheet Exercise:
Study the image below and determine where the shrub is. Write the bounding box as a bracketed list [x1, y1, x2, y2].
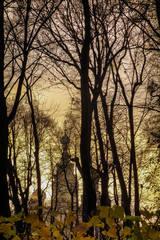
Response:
[0, 206, 159, 239]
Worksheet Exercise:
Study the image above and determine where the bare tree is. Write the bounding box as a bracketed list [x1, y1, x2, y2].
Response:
[39, 0, 159, 218]
[80, 0, 97, 221]
[0, 0, 63, 217]
[0, 0, 10, 218]
[26, 88, 43, 219]
[39, 0, 131, 216]
[120, 0, 160, 45]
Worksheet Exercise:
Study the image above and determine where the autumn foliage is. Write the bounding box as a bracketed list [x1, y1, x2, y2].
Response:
[0, 206, 159, 240]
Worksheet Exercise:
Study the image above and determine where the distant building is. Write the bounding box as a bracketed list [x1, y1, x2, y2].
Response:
[54, 133, 78, 218]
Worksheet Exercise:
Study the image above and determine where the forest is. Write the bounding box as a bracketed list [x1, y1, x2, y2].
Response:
[0, 0, 160, 239]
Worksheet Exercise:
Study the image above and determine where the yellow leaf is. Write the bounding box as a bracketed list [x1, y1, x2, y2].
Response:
[120, 227, 131, 237]
[107, 227, 117, 238]
[0, 216, 8, 223]
[89, 216, 104, 228]
[98, 206, 110, 219]
[39, 226, 50, 237]
[0, 223, 13, 234]
[12, 236, 21, 240]
[52, 229, 63, 240]
[73, 222, 91, 234]
[112, 205, 124, 219]
[105, 216, 115, 227]
[53, 230, 60, 237]
[24, 214, 38, 224]
[9, 212, 23, 223]
[101, 230, 108, 236]
[31, 220, 44, 232]
[57, 235, 63, 240]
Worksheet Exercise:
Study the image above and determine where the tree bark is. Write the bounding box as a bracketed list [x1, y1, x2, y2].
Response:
[27, 90, 42, 219]
[0, 0, 10, 217]
[113, 167, 119, 205]
[7, 157, 21, 214]
[128, 106, 140, 216]
[156, 0, 160, 27]
[94, 103, 110, 206]
[100, 92, 131, 216]
[81, 0, 96, 221]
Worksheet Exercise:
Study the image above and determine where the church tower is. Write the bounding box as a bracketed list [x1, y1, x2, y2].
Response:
[55, 133, 77, 216]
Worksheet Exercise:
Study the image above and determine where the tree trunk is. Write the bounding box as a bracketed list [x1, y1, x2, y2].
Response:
[100, 92, 131, 216]
[81, 0, 96, 221]
[101, 174, 111, 206]
[156, 0, 160, 27]
[7, 157, 21, 214]
[27, 90, 42, 219]
[0, 0, 10, 218]
[94, 103, 110, 206]
[128, 106, 140, 216]
[75, 170, 79, 224]
[113, 167, 119, 205]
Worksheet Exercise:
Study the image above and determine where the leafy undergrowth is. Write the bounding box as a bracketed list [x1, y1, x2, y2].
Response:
[0, 206, 159, 240]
